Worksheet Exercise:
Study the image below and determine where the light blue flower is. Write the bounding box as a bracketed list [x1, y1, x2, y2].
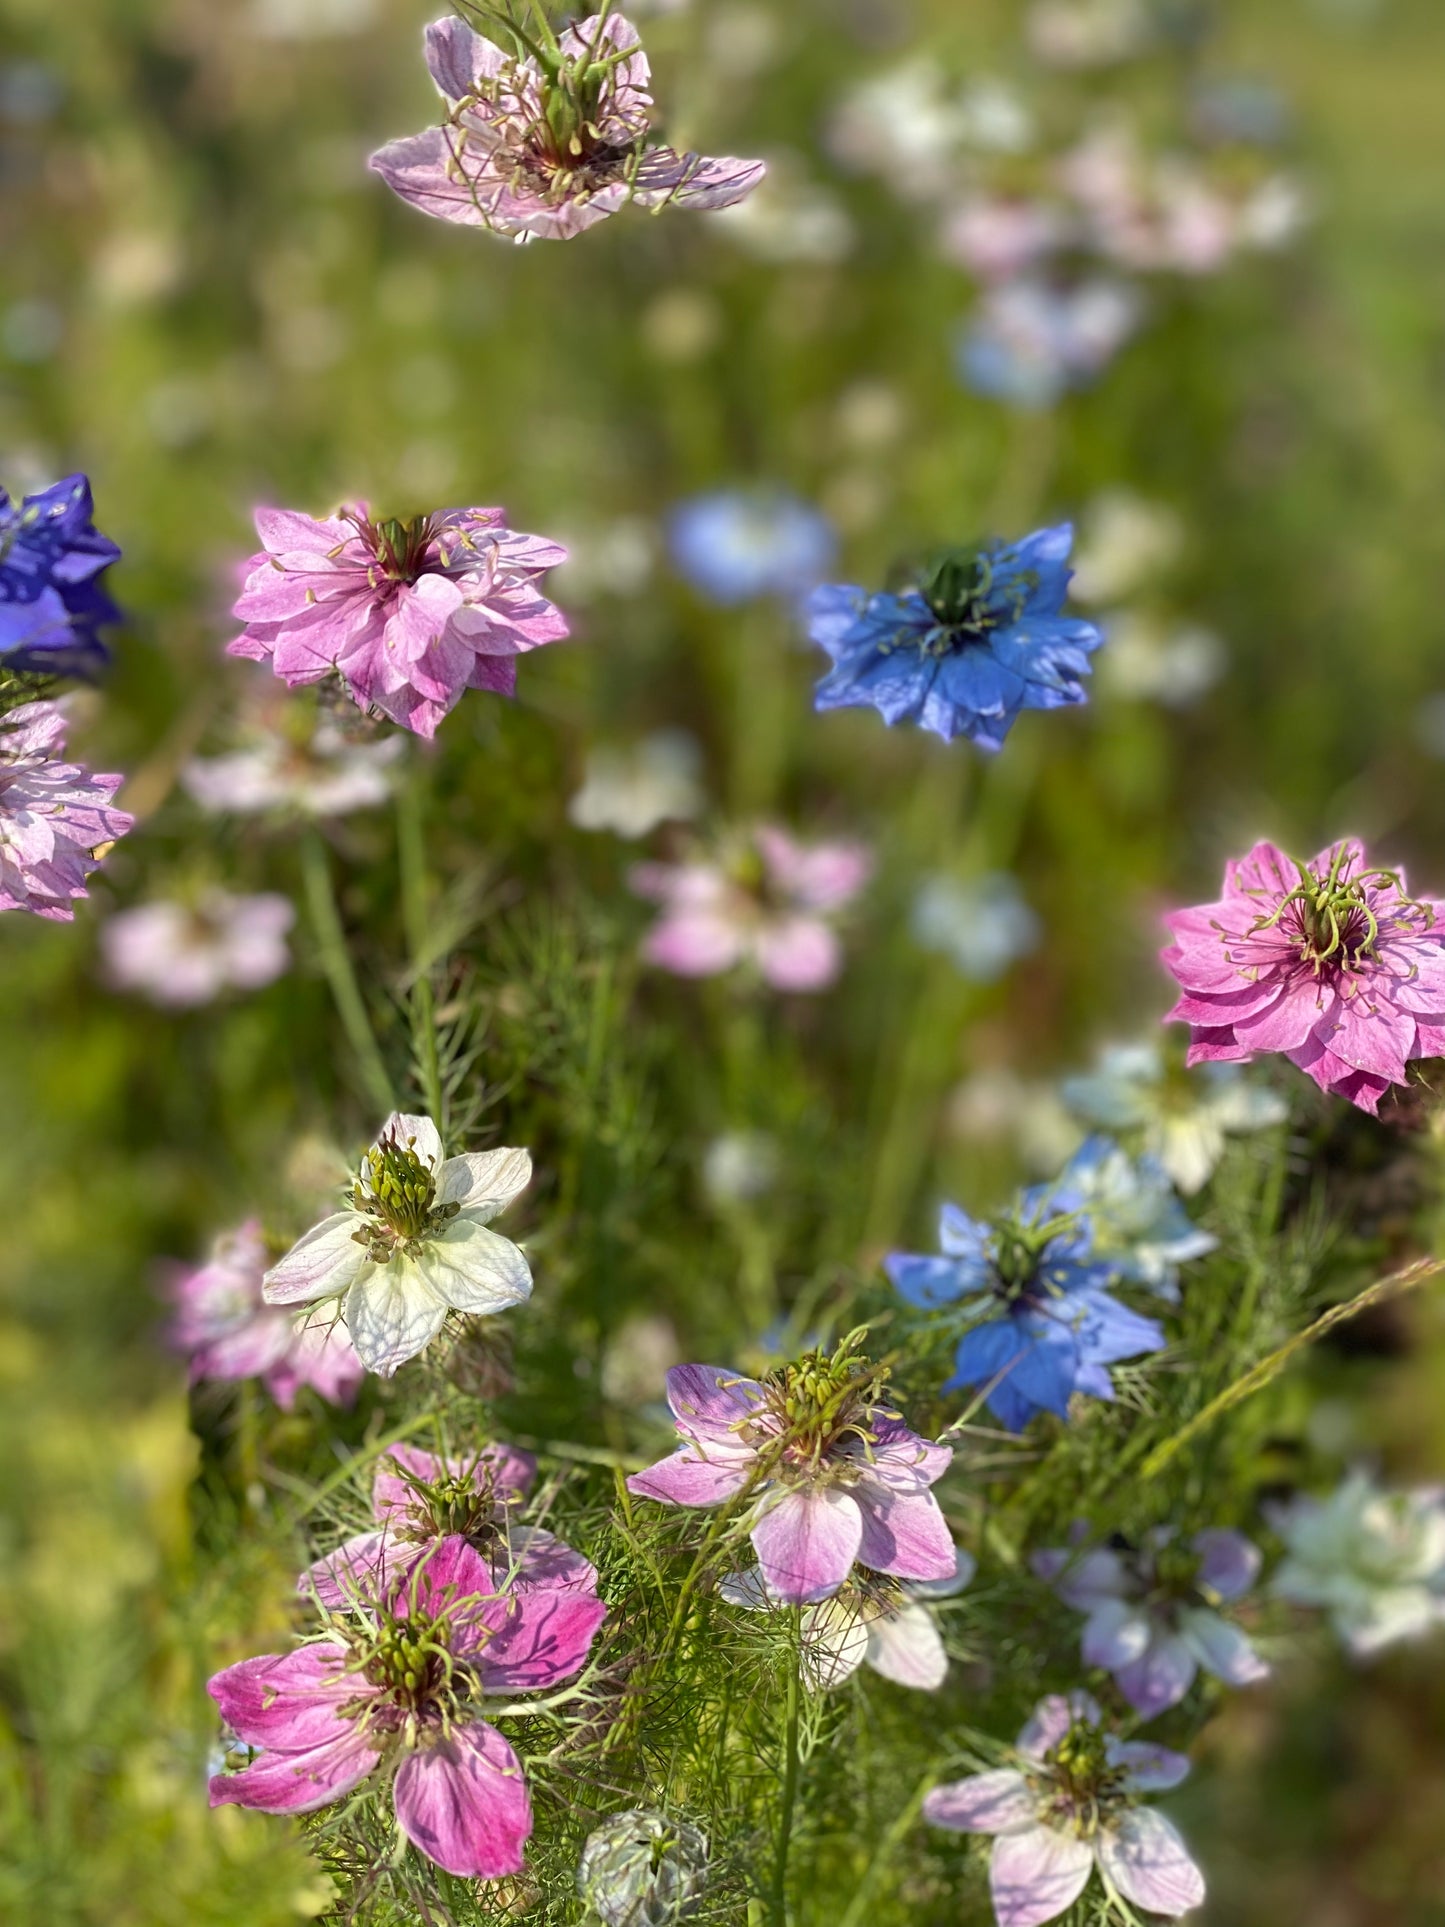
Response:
[1061, 1042, 1287, 1193]
[910, 871, 1040, 980]
[668, 489, 836, 604]
[1035, 1135, 1216, 1303]
[956, 275, 1142, 409]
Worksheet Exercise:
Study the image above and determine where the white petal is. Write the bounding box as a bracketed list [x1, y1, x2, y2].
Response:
[866, 1601, 948, 1690]
[435, 1146, 532, 1216]
[1098, 1809, 1205, 1918]
[1177, 1607, 1270, 1686]
[377, 1111, 443, 1167]
[719, 1568, 773, 1611]
[412, 1219, 532, 1315]
[801, 1596, 871, 1689]
[263, 1212, 371, 1306]
[342, 1266, 448, 1376]
[990, 1825, 1095, 1927]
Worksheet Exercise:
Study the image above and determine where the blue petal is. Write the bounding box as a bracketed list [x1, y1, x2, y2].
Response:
[885, 1252, 979, 1310]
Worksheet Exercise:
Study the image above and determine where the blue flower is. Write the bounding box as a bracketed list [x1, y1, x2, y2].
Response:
[884, 1177, 1165, 1432]
[956, 276, 1142, 411]
[910, 871, 1040, 981]
[0, 474, 122, 675]
[668, 489, 836, 605]
[806, 524, 1104, 750]
[1036, 1135, 1217, 1303]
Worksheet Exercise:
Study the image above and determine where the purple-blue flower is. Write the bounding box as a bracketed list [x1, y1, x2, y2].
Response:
[885, 1177, 1165, 1433]
[668, 489, 836, 605]
[0, 474, 122, 675]
[806, 524, 1104, 750]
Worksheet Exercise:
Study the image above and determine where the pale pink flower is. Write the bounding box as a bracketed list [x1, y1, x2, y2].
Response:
[369, 13, 765, 244]
[209, 1536, 607, 1878]
[924, 1691, 1205, 1927]
[169, 1219, 364, 1410]
[0, 700, 132, 920]
[183, 717, 403, 817]
[939, 194, 1072, 282]
[228, 504, 568, 740]
[630, 825, 871, 992]
[102, 888, 294, 1006]
[626, 1354, 957, 1605]
[1162, 838, 1445, 1114]
[301, 1441, 598, 1608]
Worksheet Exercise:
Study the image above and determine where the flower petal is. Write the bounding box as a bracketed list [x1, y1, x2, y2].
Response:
[393, 1722, 532, 1879]
[435, 1146, 532, 1215]
[207, 1643, 357, 1748]
[263, 1213, 371, 1307]
[209, 1725, 379, 1815]
[799, 1596, 872, 1689]
[1114, 1630, 1198, 1717]
[1177, 1607, 1270, 1686]
[412, 1218, 532, 1316]
[923, 1768, 1037, 1836]
[865, 1600, 949, 1690]
[990, 1825, 1096, 1927]
[1097, 1809, 1206, 1918]
[664, 1363, 769, 1443]
[478, 1587, 609, 1694]
[626, 1449, 753, 1508]
[1081, 1598, 1152, 1669]
[853, 1485, 958, 1584]
[342, 1267, 449, 1376]
[1191, 1527, 1262, 1602]
[751, 1487, 863, 1604]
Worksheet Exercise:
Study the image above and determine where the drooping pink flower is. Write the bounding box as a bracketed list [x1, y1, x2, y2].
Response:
[1161, 838, 1445, 1114]
[629, 825, 871, 992]
[209, 1536, 607, 1879]
[101, 888, 294, 1006]
[923, 1691, 1205, 1927]
[369, 14, 765, 244]
[0, 700, 133, 920]
[169, 1219, 364, 1411]
[301, 1441, 598, 1608]
[228, 504, 568, 739]
[626, 1350, 957, 1605]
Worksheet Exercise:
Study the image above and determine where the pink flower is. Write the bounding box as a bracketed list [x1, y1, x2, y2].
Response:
[939, 194, 1072, 281]
[630, 825, 871, 992]
[301, 1441, 598, 1608]
[169, 1219, 364, 1410]
[228, 504, 569, 739]
[626, 1350, 957, 1604]
[369, 13, 765, 244]
[924, 1691, 1205, 1927]
[102, 888, 294, 1006]
[0, 700, 132, 920]
[1161, 838, 1445, 1114]
[209, 1536, 607, 1879]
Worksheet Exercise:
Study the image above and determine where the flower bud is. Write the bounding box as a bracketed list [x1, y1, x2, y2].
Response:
[577, 1809, 708, 1926]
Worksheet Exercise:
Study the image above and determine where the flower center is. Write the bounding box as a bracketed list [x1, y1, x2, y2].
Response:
[755, 1334, 896, 1477]
[1248, 845, 1428, 974]
[350, 1130, 460, 1262]
[394, 1462, 506, 1547]
[912, 545, 1038, 658]
[987, 1212, 1078, 1310]
[1037, 1718, 1130, 1836]
[342, 510, 438, 586]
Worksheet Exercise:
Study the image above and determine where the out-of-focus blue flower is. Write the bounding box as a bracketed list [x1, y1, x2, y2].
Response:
[910, 871, 1040, 980]
[957, 275, 1142, 409]
[806, 523, 1104, 750]
[667, 489, 836, 605]
[885, 1176, 1165, 1433]
[1035, 1135, 1216, 1302]
[0, 474, 122, 674]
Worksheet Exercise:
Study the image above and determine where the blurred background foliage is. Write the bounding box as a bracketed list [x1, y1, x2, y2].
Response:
[4, 0, 1445, 1920]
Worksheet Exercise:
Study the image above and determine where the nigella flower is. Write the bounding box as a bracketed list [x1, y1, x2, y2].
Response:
[629, 825, 871, 992]
[578, 1810, 709, 1927]
[1036, 1136, 1216, 1302]
[169, 1220, 364, 1411]
[0, 474, 122, 675]
[208, 1536, 607, 1878]
[369, 13, 764, 244]
[910, 872, 1040, 981]
[0, 700, 133, 919]
[228, 503, 568, 740]
[923, 1690, 1205, 1927]
[301, 1441, 597, 1608]
[668, 489, 836, 605]
[1062, 1041, 1287, 1194]
[102, 890, 295, 1007]
[625, 1341, 958, 1604]
[568, 730, 703, 839]
[956, 276, 1142, 410]
[183, 713, 404, 818]
[885, 1186, 1165, 1433]
[1161, 838, 1445, 1114]
[1034, 1526, 1268, 1716]
[263, 1114, 532, 1377]
[806, 526, 1104, 751]
[1269, 1473, 1445, 1656]
[721, 1546, 974, 1691]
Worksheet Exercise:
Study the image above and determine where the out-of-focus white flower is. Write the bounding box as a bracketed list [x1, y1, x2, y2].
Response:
[1235, 173, 1313, 251]
[569, 732, 702, 840]
[702, 1130, 780, 1206]
[1027, 0, 1154, 68]
[911, 873, 1040, 982]
[555, 517, 656, 600]
[183, 720, 402, 818]
[102, 890, 294, 1007]
[1062, 1041, 1286, 1193]
[827, 61, 971, 202]
[947, 1068, 1084, 1174]
[601, 1315, 681, 1406]
[707, 154, 854, 263]
[703, 2, 781, 82]
[958, 273, 1144, 408]
[247, 0, 376, 40]
[1270, 1473, 1445, 1657]
[1069, 491, 1185, 605]
[955, 78, 1036, 156]
[1043, 1135, 1217, 1300]
[1100, 612, 1226, 707]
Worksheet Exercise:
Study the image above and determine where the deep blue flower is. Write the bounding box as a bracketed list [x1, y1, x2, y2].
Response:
[0, 474, 122, 675]
[806, 524, 1104, 750]
[668, 489, 836, 605]
[884, 1173, 1165, 1432]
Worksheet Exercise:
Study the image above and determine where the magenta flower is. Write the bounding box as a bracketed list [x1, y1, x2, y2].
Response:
[209, 1536, 607, 1879]
[369, 13, 765, 244]
[924, 1691, 1205, 1927]
[302, 1441, 598, 1608]
[630, 826, 871, 992]
[228, 504, 568, 739]
[169, 1219, 364, 1410]
[1162, 838, 1445, 1114]
[0, 700, 132, 920]
[626, 1349, 957, 1604]
[101, 889, 294, 1006]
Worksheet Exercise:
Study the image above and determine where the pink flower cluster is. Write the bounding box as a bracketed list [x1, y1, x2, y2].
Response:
[102, 888, 294, 1007]
[0, 700, 132, 920]
[170, 1219, 364, 1410]
[228, 504, 568, 739]
[370, 14, 765, 244]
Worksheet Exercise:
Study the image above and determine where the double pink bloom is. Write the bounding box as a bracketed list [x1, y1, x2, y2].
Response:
[228, 505, 568, 739]
[1162, 838, 1445, 1114]
[0, 700, 132, 920]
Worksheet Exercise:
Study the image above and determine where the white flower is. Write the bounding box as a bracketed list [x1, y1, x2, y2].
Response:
[911, 872, 1040, 981]
[1069, 491, 1184, 605]
[1099, 612, 1226, 708]
[182, 722, 402, 818]
[701, 1130, 780, 1207]
[707, 155, 855, 265]
[1045, 1135, 1217, 1300]
[1062, 1041, 1286, 1193]
[721, 1548, 974, 1691]
[568, 732, 702, 840]
[1270, 1472, 1445, 1657]
[263, 1112, 532, 1376]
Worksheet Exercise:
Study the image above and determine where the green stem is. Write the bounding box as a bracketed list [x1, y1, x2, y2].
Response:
[769, 1647, 802, 1927]
[300, 827, 395, 1119]
[396, 776, 445, 1133]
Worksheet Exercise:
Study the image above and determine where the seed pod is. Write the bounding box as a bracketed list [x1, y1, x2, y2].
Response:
[577, 1809, 708, 1926]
